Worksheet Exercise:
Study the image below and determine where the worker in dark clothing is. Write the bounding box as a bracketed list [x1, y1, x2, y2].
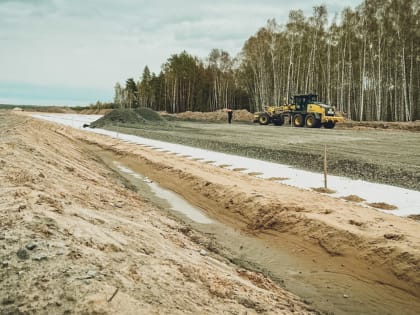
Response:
[227, 108, 233, 124]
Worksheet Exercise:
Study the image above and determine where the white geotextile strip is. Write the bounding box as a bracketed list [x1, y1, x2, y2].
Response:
[32, 113, 420, 217]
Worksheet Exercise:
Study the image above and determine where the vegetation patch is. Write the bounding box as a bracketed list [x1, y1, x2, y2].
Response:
[368, 202, 398, 210]
[407, 214, 420, 221]
[267, 177, 289, 181]
[342, 195, 366, 202]
[383, 233, 404, 241]
[248, 172, 263, 176]
[348, 219, 364, 227]
[311, 187, 336, 194]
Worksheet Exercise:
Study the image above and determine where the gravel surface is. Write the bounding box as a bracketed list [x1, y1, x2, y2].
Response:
[103, 121, 420, 191]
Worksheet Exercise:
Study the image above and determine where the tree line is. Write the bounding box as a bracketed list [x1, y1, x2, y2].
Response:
[110, 0, 419, 121]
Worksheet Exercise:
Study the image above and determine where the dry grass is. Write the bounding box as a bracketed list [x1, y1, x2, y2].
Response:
[267, 177, 289, 181]
[383, 233, 404, 240]
[349, 219, 364, 227]
[368, 202, 398, 210]
[311, 187, 336, 194]
[342, 195, 366, 202]
[248, 172, 263, 176]
[407, 214, 420, 221]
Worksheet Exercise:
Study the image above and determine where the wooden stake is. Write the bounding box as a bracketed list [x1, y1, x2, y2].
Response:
[107, 287, 119, 302]
[324, 145, 328, 189]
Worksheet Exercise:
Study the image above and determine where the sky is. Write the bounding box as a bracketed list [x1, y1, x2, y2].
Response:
[0, 0, 360, 106]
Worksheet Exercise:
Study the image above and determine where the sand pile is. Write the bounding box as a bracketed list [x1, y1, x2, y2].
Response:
[340, 120, 420, 132]
[163, 109, 254, 122]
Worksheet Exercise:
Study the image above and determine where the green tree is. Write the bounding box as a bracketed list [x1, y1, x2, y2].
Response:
[125, 78, 137, 109]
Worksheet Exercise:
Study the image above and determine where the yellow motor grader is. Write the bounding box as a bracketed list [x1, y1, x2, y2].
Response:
[253, 94, 343, 129]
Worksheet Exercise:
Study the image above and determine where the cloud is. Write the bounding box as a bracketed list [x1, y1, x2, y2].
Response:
[0, 0, 360, 105]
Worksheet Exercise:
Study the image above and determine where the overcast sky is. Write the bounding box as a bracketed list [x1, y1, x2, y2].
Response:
[0, 0, 360, 106]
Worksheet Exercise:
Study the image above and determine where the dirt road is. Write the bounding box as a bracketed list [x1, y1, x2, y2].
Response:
[0, 112, 315, 314]
[2, 111, 420, 314]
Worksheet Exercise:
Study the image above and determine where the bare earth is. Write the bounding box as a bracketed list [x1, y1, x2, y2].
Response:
[1, 111, 420, 314]
[0, 112, 315, 314]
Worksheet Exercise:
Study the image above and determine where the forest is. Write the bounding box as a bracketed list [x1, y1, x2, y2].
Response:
[110, 0, 419, 121]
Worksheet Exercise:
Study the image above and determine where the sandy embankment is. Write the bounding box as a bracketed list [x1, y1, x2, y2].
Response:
[0, 113, 315, 314]
[51, 116, 420, 298]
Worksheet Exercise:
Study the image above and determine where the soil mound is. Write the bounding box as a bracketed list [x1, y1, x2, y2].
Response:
[90, 109, 146, 127]
[162, 109, 254, 122]
[340, 120, 420, 132]
[90, 108, 166, 128]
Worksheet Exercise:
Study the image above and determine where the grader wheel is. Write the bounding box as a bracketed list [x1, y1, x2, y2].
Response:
[258, 113, 270, 125]
[305, 115, 320, 128]
[293, 114, 304, 127]
[272, 116, 284, 126]
[324, 121, 336, 129]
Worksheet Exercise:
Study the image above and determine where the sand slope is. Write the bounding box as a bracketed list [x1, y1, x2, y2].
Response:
[0, 112, 315, 314]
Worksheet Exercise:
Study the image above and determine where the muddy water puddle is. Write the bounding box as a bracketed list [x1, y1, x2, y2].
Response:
[96, 149, 420, 315]
[114, 163, 213, 224]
